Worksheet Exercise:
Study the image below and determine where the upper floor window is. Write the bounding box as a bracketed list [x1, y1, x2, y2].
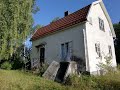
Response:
[95, 43, 101, 58]
[99, 18, 104, 31]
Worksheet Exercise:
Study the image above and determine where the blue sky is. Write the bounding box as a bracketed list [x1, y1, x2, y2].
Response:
[33, 0, 120, 26]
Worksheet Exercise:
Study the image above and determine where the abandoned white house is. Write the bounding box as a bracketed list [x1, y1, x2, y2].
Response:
[31, 0, 117, 75]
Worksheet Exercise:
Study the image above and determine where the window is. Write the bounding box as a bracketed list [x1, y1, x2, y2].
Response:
[99, 18, 104, 31]
[61, 42, 72, 61]
[108, 45, 112, 57]
[95, 43, 101, 57]
[61, 44, 64, 60]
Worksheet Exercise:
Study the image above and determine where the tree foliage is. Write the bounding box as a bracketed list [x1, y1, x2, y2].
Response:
[113, 22, 120, 64]
[114, 22, 120, 38]
[31, 24, 43, 34]
[0, 0, 36, 60]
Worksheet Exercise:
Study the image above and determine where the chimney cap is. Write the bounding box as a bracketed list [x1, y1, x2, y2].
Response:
[64, 11, 69, 17]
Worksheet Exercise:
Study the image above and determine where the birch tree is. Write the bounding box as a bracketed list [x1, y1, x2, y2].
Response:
[0, 0, 36, 60]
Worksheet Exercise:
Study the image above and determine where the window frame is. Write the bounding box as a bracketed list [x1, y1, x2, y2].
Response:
[95, 43, 101, 58]
[61, 41, 72, 61]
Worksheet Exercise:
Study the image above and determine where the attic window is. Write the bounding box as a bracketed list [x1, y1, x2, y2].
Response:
[99, 18, 104, 31]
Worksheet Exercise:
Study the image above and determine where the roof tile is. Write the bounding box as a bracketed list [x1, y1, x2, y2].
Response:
[31, 4, 91, 41]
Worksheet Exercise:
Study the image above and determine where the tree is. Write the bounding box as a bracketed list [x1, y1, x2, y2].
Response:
[31, 24, 43, 34]
[114, 22, 120, 39]
[0, 0, 38, 60]
[113, 22, 120, 64]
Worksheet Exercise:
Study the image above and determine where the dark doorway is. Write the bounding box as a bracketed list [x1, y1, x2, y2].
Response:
[55, 62, 69, 82]
[40, 47, 45, 65]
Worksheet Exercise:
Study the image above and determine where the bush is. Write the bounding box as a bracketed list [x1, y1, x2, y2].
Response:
[95, 75, 120, 90]
[32, 63, 49, 76]
[117, 64, 120, 70]
[1, 61, 12, 70]
[65, 74, 96, 90]
[94, 70, 120, 90]
[12, 59, 24, 70]
[65, 71, 120, 90]
[39, 63, 49, 76]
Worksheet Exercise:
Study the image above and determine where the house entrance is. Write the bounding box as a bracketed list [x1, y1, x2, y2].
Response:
[40, 47, 45, 65]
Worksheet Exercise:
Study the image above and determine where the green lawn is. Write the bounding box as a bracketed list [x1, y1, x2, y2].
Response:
[0, 70, 67, 90]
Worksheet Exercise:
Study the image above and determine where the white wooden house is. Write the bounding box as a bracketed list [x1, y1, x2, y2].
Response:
[31, 0, 117, 75]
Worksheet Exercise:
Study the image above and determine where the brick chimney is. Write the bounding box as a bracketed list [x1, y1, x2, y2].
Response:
[64, 11, 69, 17]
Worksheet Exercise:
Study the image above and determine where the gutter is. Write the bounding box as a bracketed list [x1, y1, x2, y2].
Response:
[83, 28, 90, 72]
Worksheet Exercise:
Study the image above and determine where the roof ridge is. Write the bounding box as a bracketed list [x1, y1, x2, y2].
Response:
[45, 4, 91, 27]
[31, 4, 91, 41]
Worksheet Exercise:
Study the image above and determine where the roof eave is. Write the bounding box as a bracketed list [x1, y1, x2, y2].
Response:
[31, 20, 87, 41]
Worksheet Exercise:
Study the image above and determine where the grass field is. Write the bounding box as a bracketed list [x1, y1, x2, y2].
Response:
[0, 69, 120, 90]
[0, 70, 67, 90]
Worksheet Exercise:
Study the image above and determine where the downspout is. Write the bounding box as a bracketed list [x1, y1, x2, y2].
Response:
[83, 28, 90, 72]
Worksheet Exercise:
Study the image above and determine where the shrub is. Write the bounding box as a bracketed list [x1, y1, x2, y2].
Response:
[1, 61, 12, 70]
[39, 63, 49, 76]
[117, 64, 120, 70]
[65, 74, 96, 90]
[12, 59, 24, 70]
[95, 74, 120, 90]
[32, 63, 49, 76]
[65, 71, 120, 90]
[96, 55, 116, 75]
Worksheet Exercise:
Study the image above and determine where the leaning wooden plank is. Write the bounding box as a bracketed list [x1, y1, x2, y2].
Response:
[42, 61, 60, 81]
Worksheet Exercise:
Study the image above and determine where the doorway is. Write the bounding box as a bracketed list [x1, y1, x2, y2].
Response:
[55, 62, 69, 82]
[40, 47, 45, 66]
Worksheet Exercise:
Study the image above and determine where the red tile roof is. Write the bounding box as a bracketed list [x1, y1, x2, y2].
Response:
[31, 4, 91, 41]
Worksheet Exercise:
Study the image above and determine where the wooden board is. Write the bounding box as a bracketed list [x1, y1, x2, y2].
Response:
[42, 61, 60, 80]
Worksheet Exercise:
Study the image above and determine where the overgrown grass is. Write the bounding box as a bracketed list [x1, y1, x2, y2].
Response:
[0, 69, 120, 90]
[65, 70, 120, 90]
[0, 70, 67, 90]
